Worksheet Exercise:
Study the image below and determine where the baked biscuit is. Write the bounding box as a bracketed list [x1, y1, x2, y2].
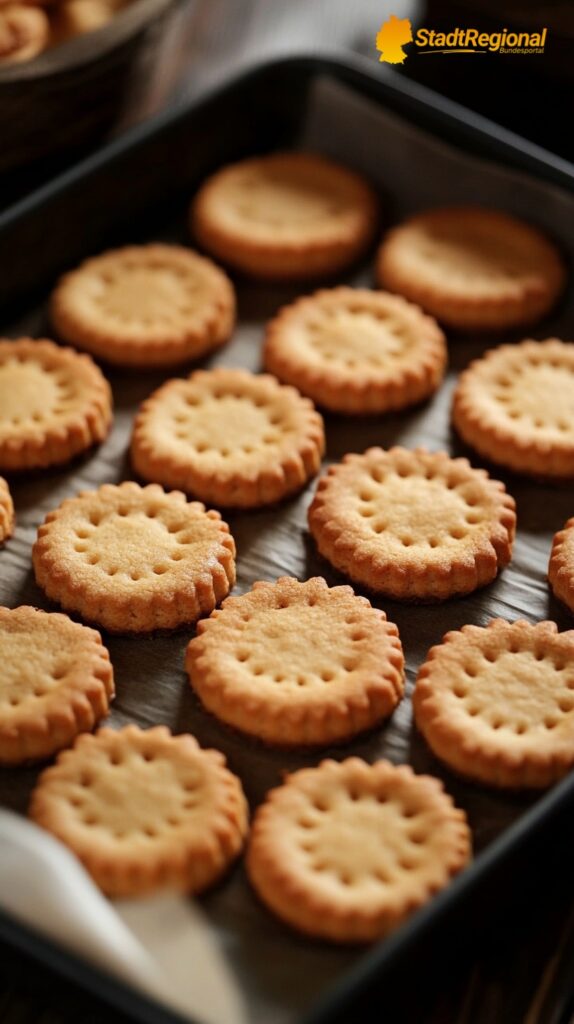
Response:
[30, 725, 248, 897]
[453, 339, 574, 480]
[0, 5, 48, 62]
[414, 619, 574, 788]
[0, 606, 113, 764]
[191, 152, 379, 281]
[549, 519, 574, 615]
[51, 244, 235, 368]
[376, 207, 565, 331]
[186, 576, 404, 746]
[247, 757, 470, 942]
[0, 338, 112, 471]
[131, 368, 325, 508]
[263, 287, 446, 415]
[308, 446, 515, 602]
[33, 481, 235, 633]
[0, 477, 14, 544]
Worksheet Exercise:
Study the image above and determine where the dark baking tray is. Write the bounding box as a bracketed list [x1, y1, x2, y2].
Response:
[1, 53, 574, 1024]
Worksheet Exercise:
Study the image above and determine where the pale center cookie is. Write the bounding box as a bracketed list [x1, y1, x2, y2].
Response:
[303, 309, 414, 369]
[472, 350, 574, 438]
[89, 265, 201, 326]
[168, 389, 296, 459]
[224, 168, 349, 229]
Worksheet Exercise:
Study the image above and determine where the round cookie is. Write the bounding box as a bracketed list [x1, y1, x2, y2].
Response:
[0, 606, 113, 764]
[0, 5, 48, 62]
[191, 152, 379, 281]
[186, 576, 404, 746]
[32, 481, 236, 633]
[414, 619, 574, 789]
[453, 339, 574, 480]
[376, 207, 565, 331]
[0, 476, 14, 544]
[0, 338, 112, 471]
[51, 244, 235, 368]
[30, 725, 248, 897]
[549, 518, 574, 614]
[247, 757, 470, 943]
[308, 446, 516, 602]
[263, 287, 447, 415]
[131, 368, 325, 509]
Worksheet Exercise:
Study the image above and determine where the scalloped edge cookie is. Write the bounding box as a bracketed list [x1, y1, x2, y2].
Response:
[0, 476, 14, 544]
[549, 518, 574, 614]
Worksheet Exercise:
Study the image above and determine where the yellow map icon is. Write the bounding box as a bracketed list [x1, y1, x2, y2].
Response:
[376, 14, 413, 64]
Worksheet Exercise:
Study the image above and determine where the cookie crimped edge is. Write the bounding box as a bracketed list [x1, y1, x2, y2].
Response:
[31, 481, 236, 634]
[308, 446, 516, 602]
[246, 757, 471, 942]
[0, 606, 114, 765]
[453, 339, 574, 480]
[549, 518, 574, 614]
[0, 338, 112, 471]
[0, 476, 14, 543]
[29, 724, 249, 897]
[190, 152, 380, 281]
[50, 244, 236, 368]
[186, 575, 405, 746]
[263, 287, 447, 415]
[413, 618, 574, 789]
[376, 208, 566, 331]
[130, 368, 326, 509]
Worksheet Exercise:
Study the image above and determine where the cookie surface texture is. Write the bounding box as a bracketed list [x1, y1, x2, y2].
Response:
[0, 476, 14, 543]
[0, 338, 112, 470]
[0, 606, 113, 764]
[247, 757, 470, 942]
[191, 152, 379, 280]
[186, 576, 404, 746]
[263, 287, 447, 415]
[549, 519, 574, 615]
[376, 207, 565, 331]
[414, 619, 574, 788]
[32, 481, 236, 633]
[131, 368, 325, 508]
[453, 339, 574, 480]
[51, 244, 235, 368]
[308, 447, 515, 601]
[30, 725, 248, 896]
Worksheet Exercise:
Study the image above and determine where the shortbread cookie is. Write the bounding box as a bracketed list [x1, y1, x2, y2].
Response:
[263, 287, 447, 415]
[308, 447, 515, 602]
[376, 208, 565, 331]
[414, 619, 574, 788]
[186, 577, 404, 746]
[131, 368, 325, 508]
[453, 339, 574, 480]
[549, 519, 574, 614]
[0, 606, 113, 765]
[30, 725, 248, 897]
[0, 5, 48, 62]
[33, 482, 235, 633]
[247, 758, 470, 942]
[0, 339, 112, 471]
[191, 152, 379, 281]
[0, 477, 14, 544]
[51, 244, 235, 368]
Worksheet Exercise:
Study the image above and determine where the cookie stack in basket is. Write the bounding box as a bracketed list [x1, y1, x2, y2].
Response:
[2, 149, 574, 945]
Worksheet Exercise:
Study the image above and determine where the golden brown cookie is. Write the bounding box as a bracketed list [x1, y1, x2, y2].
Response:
[30, 725, 248, 897]
[263, 287, 447, 415]
[50, 0, 124, 39]
[191, 152, 379, 281]
[0, 606, 113, 765]
[186, 576, 404, 746]
[0, 338, 112, 471]
[0, 476, 14, 544]
[308, 446, 516, 602]
[376, 207, 565, 331]
[247, 757, 470, 942]
[131, 368, 325, 508]
[51, 244, 235, 368]
[414, 619, 574, 789]
[32, 481, 236, 633]
[0, 5, 48, 62]
[549, 519, 574, 615]
[453, 339, 574, 480]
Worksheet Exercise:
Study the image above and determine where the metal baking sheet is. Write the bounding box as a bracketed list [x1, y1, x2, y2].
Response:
[1, 57, 574, 1024]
